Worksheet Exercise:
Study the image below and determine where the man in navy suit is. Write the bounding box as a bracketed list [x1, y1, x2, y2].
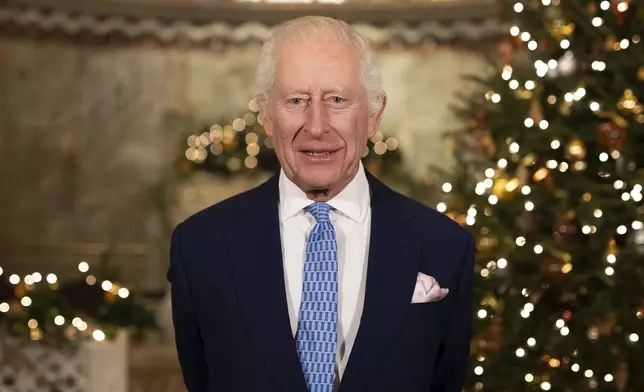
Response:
[169, 15, 475, 392]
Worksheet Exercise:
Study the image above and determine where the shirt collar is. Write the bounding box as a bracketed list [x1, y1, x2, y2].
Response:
[278, 161, 370, 223]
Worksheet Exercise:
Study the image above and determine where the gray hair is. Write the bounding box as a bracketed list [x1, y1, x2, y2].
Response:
[254, 15, 385, 116]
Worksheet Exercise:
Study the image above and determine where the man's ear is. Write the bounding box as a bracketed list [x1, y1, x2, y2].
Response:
[367, 95, 387, 139]
[260, 111, 273, 136]
[257, 95, 273, 136]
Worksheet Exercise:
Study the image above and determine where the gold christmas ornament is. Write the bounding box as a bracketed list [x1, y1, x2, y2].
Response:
[533, 167, 549, 183]
[565, 139, 586, 160]
[492, 177, 519, 200]
[549, 21, 575, 40]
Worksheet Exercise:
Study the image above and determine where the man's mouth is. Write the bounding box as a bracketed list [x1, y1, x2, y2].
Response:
[300, 148, 341, 156]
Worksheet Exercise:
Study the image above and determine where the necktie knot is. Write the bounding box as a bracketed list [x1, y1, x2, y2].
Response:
[306, 202, 332, 223]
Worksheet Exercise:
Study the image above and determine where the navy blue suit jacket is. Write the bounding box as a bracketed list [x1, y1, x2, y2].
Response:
[168, 170, 475, 392]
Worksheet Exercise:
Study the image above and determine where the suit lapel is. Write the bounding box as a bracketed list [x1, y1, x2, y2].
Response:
[338, 172, 420, 392]
[227, 173, 308, 392]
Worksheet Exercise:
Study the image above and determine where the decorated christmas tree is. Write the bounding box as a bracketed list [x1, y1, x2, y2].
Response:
[439, 0, 644, 391]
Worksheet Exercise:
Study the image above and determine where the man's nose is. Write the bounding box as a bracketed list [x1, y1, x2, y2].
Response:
[304, 99, 328, 137]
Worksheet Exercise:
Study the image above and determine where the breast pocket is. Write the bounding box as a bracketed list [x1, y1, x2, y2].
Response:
[403, 299, 450, 351]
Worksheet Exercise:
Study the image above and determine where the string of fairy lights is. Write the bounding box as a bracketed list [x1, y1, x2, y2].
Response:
[437, 1, 642, 391]
[0, 263, 131, 343]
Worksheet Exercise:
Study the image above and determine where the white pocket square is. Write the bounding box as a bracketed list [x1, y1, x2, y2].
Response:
[411, 273, 449, 304]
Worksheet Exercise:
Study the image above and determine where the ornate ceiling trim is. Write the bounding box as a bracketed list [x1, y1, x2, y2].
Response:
[0, 0, 503, 47]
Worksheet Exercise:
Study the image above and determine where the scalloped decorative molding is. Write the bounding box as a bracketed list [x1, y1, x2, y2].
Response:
[0, 0, 503, 46]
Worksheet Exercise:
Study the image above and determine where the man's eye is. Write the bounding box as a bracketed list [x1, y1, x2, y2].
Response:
[331, 96, 345, 104]
[289, 98, 303, 105]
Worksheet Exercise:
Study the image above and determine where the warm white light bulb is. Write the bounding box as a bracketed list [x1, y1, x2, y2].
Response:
[118, 288, 130, 299]
[93, 330, 106, 342]
[102, 280, 113, 291]
[78, 262, 89, 273]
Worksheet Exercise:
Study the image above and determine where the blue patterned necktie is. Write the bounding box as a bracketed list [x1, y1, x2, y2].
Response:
[296, 202, 339, 392]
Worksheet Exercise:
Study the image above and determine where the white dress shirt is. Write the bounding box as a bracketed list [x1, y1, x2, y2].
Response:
[278, 162, 371, 379]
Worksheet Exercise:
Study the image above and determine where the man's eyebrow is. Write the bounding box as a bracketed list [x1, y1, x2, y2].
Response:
[280, 88, 311, 96]
[279, 86, 353, 96]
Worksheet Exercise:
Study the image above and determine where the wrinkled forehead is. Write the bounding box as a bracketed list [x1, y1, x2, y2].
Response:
[273, 37, 363, 94]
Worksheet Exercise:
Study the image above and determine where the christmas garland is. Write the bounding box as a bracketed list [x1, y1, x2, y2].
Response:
[0, 263, 156, 346]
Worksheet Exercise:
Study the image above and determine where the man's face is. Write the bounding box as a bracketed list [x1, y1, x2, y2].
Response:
[263, 35, 385, 199]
